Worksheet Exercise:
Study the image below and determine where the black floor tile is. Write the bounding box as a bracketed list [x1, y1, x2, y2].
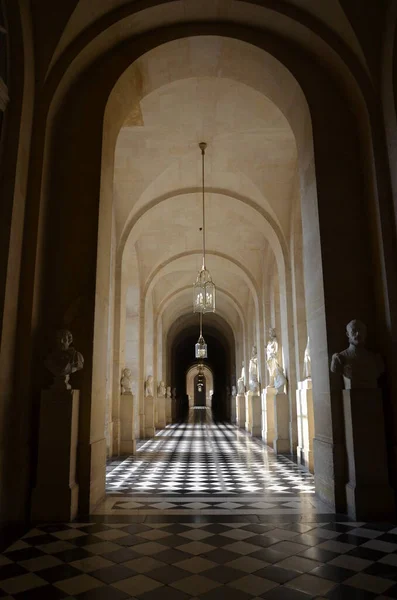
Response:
[247, 535, 281, 548]
[347, 547, 386, 561]
[90, 564, 136, 583]
[383, 583, 397, 598]
[138, 587, 190, 600]
[250, 548, 289, 563]
[261, 586, 312, 599]
[115, 535, 146, 547]
[102, 547, 140, 563]
[37, 525, 71, 534]
[200, 587, 252, 600]
[363, 561, 397, 580]
[204, 535, 235, 547]
[362, 523, 396, 532]
[309, 564, 356, 582]
[153, 535, 186, 548]
[54, 548, 92, 562]
[155, 549, 191, 564]
[122, 524, 151, 535]
[298, 546, 340, 562]
[3, 547, 45, 561]
[255, 565, 300, 583]
[145, 565, 189, 584]
[76, 587, 130, 600]
[335, 533, 368, 545]
[325, 584, 377, 599]
[71, 535, 105, 547]
[204, 565, 246, 583]
[13, 584, 69, 599]
[20, 534, 58, 546]
[37, 563, 83, 582]
[290, 533, 320, 547]
[0, 563, 28, 580]
[202, 549, 240, 564]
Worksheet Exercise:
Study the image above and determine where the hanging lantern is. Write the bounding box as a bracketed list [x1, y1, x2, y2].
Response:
[192, 142, 216, 314]
[195, 334, 207, 359]
[193, 267, 216, 313]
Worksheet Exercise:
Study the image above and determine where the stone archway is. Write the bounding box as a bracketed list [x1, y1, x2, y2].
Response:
[22, 17, 397, 518]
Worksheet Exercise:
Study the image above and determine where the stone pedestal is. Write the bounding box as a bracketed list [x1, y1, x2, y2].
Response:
[165, 397, 172, 424]
[343, 389, 395, 520]
[236, 393, 245, 428]
[273, 391, 290, 454]
[32, 390, 79, 521]
[245, 392, 261, 437]
[157, 396, 166, 429]
[230, 395, 237, 424]
[144, 395, 155, 438]
[296, 379, 314, 472]
[120, 393, 136, 455]
[263, 387, 276, 446]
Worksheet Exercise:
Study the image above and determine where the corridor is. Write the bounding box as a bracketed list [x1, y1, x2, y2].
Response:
[3, 416, 397, 598]
[102, 409, 321, 516]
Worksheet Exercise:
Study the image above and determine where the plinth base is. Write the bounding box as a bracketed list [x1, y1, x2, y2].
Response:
[263, 388, 276, 446]
[31, 390, 79, 521]
[144, 395, 155, 438]
[343, 389, 395, 520]
[236, 394, 246, 428]
[296, 380, 314, 473]
[165, 397, 172, 424]
[120, 393, 136, 455]
[273, 391, 290, 454]
[245, 392, 261, 437]
[157, 397, 166, 429]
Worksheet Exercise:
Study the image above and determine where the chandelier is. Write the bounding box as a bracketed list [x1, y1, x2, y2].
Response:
[194, 142, 216, 359]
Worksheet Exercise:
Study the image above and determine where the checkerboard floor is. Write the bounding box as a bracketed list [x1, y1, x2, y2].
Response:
[106, 416, 315, 500]
[3, 518, 397, 598]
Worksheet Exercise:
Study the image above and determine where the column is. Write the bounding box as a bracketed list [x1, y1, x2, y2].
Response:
[120, 393, 136, 455]
[296, 379, 314, 472]
[32, 390, 79, 521]
[343, 389, 395, 520]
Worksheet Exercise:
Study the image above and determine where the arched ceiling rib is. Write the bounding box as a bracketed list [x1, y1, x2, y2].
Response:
[47, 0, 369, 90]
[157, 285, 246, 337]
[115, 36, 300, 326]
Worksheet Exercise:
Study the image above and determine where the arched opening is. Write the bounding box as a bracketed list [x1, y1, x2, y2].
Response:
[186, 364, 214, 409]
[29, 20, 392, 519]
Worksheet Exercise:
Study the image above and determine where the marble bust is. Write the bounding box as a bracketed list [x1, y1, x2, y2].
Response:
[45, 329, 84, 391]
[303, 336, 311, 379]
[249, 345, 260, 393]
[120, 368, 132, 395]
[266, 328, 287, 391]
[158, 381, 166, 397]
[166, 386, 171, 398]
[330, 320, 384, 389]
[232, 385, 237, 396]
[145, 375, 154, 397]
[237, 362, 245, 394]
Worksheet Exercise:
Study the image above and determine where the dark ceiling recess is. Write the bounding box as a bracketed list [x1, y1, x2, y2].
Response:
[169, 320, 235, 422]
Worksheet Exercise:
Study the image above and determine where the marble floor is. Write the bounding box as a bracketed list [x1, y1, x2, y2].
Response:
[100, 408, 327, 516]
[3, 410, 397, 598]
